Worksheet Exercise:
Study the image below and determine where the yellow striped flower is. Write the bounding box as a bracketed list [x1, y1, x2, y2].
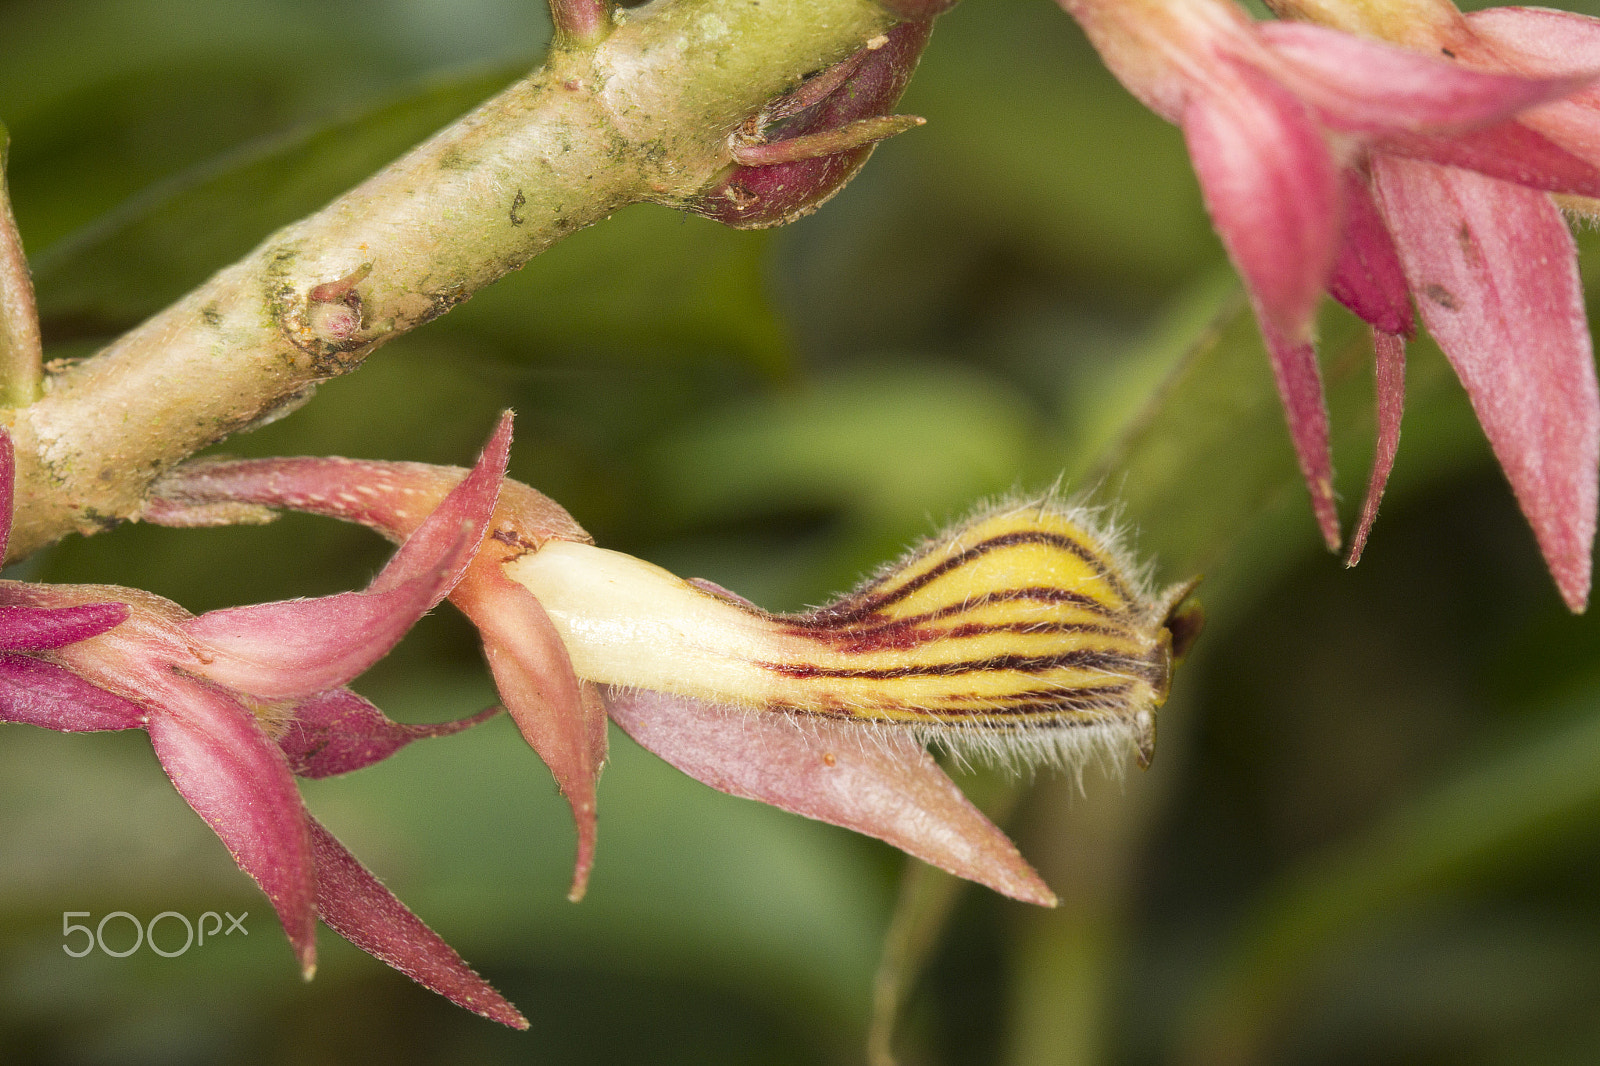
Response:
[508, 498, 1200, 771]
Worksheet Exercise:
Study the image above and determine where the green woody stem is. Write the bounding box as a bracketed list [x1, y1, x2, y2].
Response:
[0, 0, 897, 561]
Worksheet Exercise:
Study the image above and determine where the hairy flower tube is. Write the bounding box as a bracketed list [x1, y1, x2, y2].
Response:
[0, 420, 529, 1028]
[151, 445, 1202, 909]
[1055, 0, 1600, 609]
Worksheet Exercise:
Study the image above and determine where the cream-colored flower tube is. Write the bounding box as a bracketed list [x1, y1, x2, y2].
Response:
[506, 500, 1201, 769]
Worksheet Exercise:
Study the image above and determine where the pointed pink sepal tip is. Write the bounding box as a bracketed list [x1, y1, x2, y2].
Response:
[278, 688, 501, 779]
[183, 413, 513, 698]
[1346, 330, 1407, 568]
[1373, 158, 1596, 612]
[471, 573, 603, 902]
[309, 817, 528, 1029]
[605, 688, 1057, 907]
[1262, 327, 1341, 552]
[145, 680, 318, 977]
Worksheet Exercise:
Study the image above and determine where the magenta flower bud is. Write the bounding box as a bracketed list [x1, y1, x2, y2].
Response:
[689, 19, 933, 228]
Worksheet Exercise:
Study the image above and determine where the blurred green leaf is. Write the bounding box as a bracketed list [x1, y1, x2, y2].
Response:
[903, 0, 1215, 293]
[444, 205, 792, 374]
[1175, 695, 1600, 1066]
[31, 64, 524, 330]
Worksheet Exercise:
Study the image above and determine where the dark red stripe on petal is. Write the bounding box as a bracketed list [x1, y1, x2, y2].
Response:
[760, 648, 1166, 685]
[824, 533, 1136, 623]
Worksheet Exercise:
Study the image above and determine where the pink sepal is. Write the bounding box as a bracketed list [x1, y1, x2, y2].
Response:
[1263, 324, 1341, 551]
[1327, 170, 1414, 336]
[183, 417, 510, 699]
[308, 817, 528, 1029]
[279, 688, 501, 779]
[605, 688, 1057, 907]
[1381, 121, 1600, 198]
[467, 570, 602, 902]
[183, 578, 458, 701]
[1465, 8, 1600, 77]
[1375, 156, 1598, 611]
[1262, 21, 1596, 134]
[0, 602, 129, 651]
[1347, 330, 1407, 566]
[0, 654, 147, 730]
[1463, 8, 1600, 164]
[1184, 60, 1342, 340]
[145, 677, 317, 976]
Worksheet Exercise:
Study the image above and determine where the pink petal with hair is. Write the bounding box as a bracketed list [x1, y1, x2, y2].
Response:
[279, 688, 501, 779]
[1465, 7, 1600, 78]
[1263, 325, 1341, 551]
[1382, 121, 1600, 198]
[184, 575, 458, 700]
[1461, 9, 1600, 192]
[308, 816, 527, 1029]
[1347, 330, 1407, 567]
[1374, 157, 1598, 610]
[1327, 170, 1414, 336]
[1184, 62, 1342, 340]
[0, 602, 129, 651]
[605, 688, 1057, 907]
[1261, 21, 1594, 134]
[363, 411, 511, 602]
[185, 420, 509, 699]
[0, 654, 146, 730]
[465, 570, 601, 902]
[146, 678, 317, 975]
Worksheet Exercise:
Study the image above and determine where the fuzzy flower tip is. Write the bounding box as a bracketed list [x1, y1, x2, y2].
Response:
[2, 422, 528, 1029]
[1059, 0, 1600, 610]
[153, 452, 1204, 909]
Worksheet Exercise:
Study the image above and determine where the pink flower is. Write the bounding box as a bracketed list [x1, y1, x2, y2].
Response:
[1, 421, 528, 1028]
[153, 453, 1212, 909]
[1057, 0, 1600, 609]
[148, 423, 609, 902]
[152, 448, 1210, 911]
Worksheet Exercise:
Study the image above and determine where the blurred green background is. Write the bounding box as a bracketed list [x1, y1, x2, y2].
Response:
[4, 0, 1600, 1062]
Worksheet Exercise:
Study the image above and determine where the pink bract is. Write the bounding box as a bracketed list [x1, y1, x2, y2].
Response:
[0, 421, 527, 1027]
[1058, 0, 1600, 610]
